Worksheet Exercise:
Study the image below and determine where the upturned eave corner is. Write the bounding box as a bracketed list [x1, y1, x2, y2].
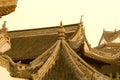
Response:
[0, 0, 18, 18]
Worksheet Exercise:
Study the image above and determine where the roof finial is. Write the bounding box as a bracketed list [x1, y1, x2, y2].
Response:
[114, 28, 116, 33]
[1, 21, 8, 34]
[60, 21, 63, 28]
[2, 21, 6, 28]
[103, 28, 105, 31]
[58, 21, 66, 40]
[79, 15, 83, 27]
[80, 15, 84, 26]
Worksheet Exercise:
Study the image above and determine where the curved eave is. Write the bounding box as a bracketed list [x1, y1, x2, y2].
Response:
[0, 5, 17, 17]
[84, 48, 120, 66]
[62, 40, 111, 80]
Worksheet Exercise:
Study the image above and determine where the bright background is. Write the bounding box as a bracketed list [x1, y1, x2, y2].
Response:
[0, 0, 120, 79]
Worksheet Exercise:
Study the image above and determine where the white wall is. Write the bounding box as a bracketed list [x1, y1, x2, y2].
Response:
[99, 36, 107, 45]
[112, 37, 120, 43]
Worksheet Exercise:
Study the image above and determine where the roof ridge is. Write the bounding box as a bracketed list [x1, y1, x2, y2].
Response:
[8, 23, 78, 38]
[8, 23, 79, 33]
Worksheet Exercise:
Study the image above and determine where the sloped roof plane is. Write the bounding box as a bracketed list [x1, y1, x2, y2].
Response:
[66, 17, 120, 66]
[100, 30, 120, 43]
[4, 23, 78, 61]
[29, 22, 111, 80]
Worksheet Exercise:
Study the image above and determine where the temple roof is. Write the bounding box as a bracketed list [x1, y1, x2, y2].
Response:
[87, 30, 120, 65]
[106, 43, 120, 47]
[84, 48, 120, 65]
[0, 19, 115, 79]
[68, 16, 91, 54]
[28, 23, 110, 80]
[64, 17, 120, 66]
[0, 0, 18, 18]
[81, 28, 120, 65]
[102, 30, 120, 42]
[4, 23, 79, 61]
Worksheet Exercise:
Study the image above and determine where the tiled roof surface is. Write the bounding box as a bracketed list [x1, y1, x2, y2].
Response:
[30, 36, 110, 80]
[4, 24, 79, 61]
[95, 46, 120, 54]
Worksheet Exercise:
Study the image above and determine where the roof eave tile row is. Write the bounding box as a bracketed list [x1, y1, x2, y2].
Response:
[0, 0, 18, 17]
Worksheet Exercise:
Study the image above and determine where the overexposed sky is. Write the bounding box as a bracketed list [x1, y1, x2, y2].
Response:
[1, 0, 120, 47]
[0, 0, 120, 79]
